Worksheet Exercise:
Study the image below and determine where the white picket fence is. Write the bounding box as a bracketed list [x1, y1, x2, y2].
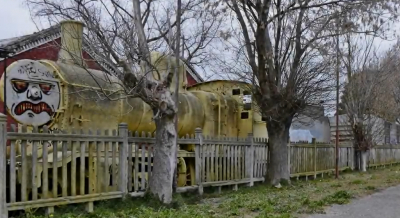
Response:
[0, 113, 399, 217]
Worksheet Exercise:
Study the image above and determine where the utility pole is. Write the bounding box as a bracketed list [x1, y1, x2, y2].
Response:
[335, 13, 340, 179]
[172, 0, 182, 193]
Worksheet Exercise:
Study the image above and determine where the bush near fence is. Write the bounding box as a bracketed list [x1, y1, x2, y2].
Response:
[0, 114, 399, 217]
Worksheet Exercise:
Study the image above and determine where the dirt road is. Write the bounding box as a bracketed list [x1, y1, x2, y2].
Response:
[306, 184, 400, 218]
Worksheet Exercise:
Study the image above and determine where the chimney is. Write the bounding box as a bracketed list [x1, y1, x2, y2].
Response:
[58, 20, 87, 67]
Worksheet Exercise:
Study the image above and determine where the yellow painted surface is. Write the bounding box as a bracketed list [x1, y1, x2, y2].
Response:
[0, 50, 269, 190]
[187, 80, 268, 139]
[0, 54, 268, 140]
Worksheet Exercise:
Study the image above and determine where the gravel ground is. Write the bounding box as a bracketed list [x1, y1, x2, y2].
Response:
[306, 184, 400, 218]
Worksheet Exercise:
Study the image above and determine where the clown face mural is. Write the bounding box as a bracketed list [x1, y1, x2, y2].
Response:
[4, 60, 61, 127]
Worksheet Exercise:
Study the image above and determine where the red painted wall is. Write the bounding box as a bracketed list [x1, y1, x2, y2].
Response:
[186, 73, 198, 86]
[0, 38, 103, 131]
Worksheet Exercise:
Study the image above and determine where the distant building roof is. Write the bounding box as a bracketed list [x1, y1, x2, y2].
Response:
[0, 24, 61, 54]
[0, 23, 203, 83]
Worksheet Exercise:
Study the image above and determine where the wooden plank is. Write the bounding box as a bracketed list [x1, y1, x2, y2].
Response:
[134, 143, 139, 192]
[258, 146, 262, 177]
[223, 144, 226, 181]
[210, 144, 214, 181]
[10, 140, 16, 203]
[288, 144, 291, 175]
[62, 140, 68, 197]
[7, 192, 123, 211]
[104, 130, 110, 193]
[254, 145, 258, 178]
[80, 136, 86, 196]
[7, 133, 123, 142]
[128, 141, 133, 192]
[259, 145, 262, 177]
[247, 134, 254, 186]
[112, 130, 117, 188]
[229, 144, 233, 180]
[52, 136, 58, 199]
[71, 132, 77, 197]
[88, 130, 95, 194]
[195, 142, 201, 186]
[241, 145, 245, 179]
[118, 124, 129, 195]
[31, 129, 38, 200]
[194, 128, 203, 195]
[201, 142, 206, 183]
[151, 144, 155, 182]
[141, 143, 146, 190]
[42, 128, 49, 199]
[96, 130, 102, 193]
[234, 145, 238, 179]
[218, 144, 222, 181]
[236, 144, 239, 179]
[21, 126, 28, 202]
[0, 117, 6, 217]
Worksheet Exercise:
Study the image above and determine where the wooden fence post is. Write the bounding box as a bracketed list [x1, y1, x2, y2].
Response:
[0, 113, 7, 218]
[118, 123, 129, 197]
[195, 128, 203, 195]
[312, 138, 316, 179]
[288, 137, 291, 177]
[246, 133, 254, 187]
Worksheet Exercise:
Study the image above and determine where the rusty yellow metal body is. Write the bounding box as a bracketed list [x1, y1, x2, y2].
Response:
[0, 55, 268, 196]
[0, 20, 268, 197]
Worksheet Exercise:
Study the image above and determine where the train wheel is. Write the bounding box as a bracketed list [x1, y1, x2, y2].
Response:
[184, 158, 196, 186]
[177, 157, 187, 187]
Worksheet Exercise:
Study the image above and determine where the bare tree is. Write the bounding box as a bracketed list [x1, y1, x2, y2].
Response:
[338, 32, 400, 171]
[24, 0, 226, 203]
[219, 0, 400, 186]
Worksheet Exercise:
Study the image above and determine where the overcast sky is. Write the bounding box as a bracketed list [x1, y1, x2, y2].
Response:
[0, 0, 41, 39]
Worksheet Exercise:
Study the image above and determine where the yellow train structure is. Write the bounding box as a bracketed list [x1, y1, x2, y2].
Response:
[0, 20, 268, 199]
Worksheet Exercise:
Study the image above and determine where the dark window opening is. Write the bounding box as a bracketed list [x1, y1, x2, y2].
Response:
[397, 126, 400, 143]
[262, 117, 266, 122]
[241, 112, 249, 119]
[243, 103, 252, 110]
[385, 121, 391, 144]
[243, 90, 251, 95]
[232, 89, 240, 95]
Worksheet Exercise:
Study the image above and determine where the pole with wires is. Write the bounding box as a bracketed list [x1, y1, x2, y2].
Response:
[335, 12, 340, 179]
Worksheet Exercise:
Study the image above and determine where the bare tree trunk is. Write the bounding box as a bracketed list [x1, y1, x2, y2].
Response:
[149, 109, 177, 204]
[266, 119, 291, 186]
[354, 149, 360, 170]
[361, 151, 368, 172]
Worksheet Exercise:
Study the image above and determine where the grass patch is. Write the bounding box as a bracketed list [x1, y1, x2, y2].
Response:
[16, 165, 400, 218]
[350, 179, 366, 185]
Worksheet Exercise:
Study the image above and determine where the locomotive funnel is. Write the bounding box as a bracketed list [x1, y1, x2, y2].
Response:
[58, 20, 86, 67]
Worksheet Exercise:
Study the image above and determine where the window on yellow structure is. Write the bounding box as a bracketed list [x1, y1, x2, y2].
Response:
[241, 112, 249, 119]
[232, 89, 240, 95]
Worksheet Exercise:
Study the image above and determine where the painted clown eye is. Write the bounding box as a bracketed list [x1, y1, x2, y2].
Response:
[39, 83, 54, 95]
[11, 80, 29, 93]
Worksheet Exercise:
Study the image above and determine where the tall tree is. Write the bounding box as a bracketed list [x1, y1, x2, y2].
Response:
[25, 0, 226, 203]
[339, 33, 400, 171]
[221, 0, 400, 186]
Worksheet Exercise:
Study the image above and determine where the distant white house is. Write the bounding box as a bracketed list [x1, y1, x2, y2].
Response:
[289, 105, 331, 143]
[329, 114, 400, 145]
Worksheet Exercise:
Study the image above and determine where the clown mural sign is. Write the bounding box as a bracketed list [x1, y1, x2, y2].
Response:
[3, 60, 61, 127]
[1, 60, 61, 158]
